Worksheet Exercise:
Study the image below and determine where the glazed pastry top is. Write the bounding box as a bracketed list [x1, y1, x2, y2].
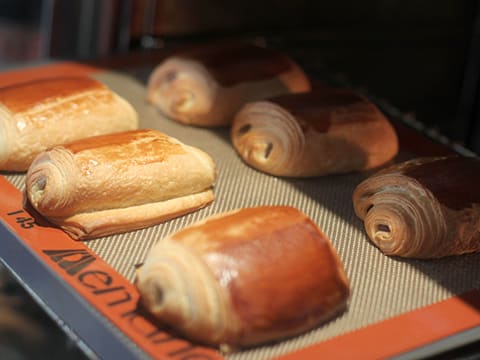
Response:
[0, 77, 108, 113]
[172, 42, 294, 87]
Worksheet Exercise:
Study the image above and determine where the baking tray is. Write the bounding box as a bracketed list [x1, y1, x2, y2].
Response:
[0, 61, 480, 360]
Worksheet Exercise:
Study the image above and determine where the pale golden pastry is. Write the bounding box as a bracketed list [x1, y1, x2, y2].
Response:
[136, 206, 350, 349]
[147, 41, 310, 127]
[353, 156, 480, 258]
[0, 76, 139, 171]
[25, 129, 216, 240]
[231, 88, 399, 177]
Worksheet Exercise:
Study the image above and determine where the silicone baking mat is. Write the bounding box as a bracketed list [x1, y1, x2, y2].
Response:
[1, 62, 480, 360]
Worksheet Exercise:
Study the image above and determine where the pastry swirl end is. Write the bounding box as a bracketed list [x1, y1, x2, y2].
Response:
[136, 240, 231, 345]
[147, 58, 216, 124]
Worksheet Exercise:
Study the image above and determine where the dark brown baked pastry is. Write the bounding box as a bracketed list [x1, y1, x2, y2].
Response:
[147, 41, 311, 127]
[135, 206, 350, 349]
[353, 156, 480, 258]
[231, 88, 398, 177]
[0, 77, 138, 171]
[25, 129, 216, 240]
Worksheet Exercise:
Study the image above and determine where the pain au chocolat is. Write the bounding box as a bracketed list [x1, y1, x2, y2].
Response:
[353, 156, 480, 258]
[147, 41, 310, 127]
[135, 206, 350, 349]
[25, 129, 216, 240]
[0, 76, 139, 171]
[231, 88, 398, 177]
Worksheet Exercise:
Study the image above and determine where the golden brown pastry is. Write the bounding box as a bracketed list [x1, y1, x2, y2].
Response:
[25, 129, 216, 240]
[231, 88, 399, 177]
[135, 206, 350, 349]
[353, 156, 480, 258]
[147, 41, 311, 127]
[0, 76, 139, 171]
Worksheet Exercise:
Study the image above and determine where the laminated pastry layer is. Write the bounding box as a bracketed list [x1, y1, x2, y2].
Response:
[231, 88, 399, 177]
[25, 129, 216, 239]
[136, 206, 350, 349]
[0, 76, 139, 171]
[353, 156, 480, 258]
[147, 41, 311, 127]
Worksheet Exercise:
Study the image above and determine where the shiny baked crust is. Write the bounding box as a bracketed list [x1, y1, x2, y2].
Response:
[25, 129, 216, 240]
[147, 42, 311, 127]
[353, 156, 480, 258]
[231, 88, 398, 177]
[0, 76, 139, 171]
[136, 206, 350, 349]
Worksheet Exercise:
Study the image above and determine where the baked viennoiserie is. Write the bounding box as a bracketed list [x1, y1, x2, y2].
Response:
[0, 76, 139, 171]
[135, 206, 350, 349]
[231, 88, 399, 177]
[353, 156, 480, 258]
[147, 41, 311, 127]
[25, 129, 216, 240]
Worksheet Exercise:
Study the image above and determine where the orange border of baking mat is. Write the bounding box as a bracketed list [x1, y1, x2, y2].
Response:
[0, 61, 103, 88]
[1, 62, 480, 359]
[278, 290, 480, 359]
